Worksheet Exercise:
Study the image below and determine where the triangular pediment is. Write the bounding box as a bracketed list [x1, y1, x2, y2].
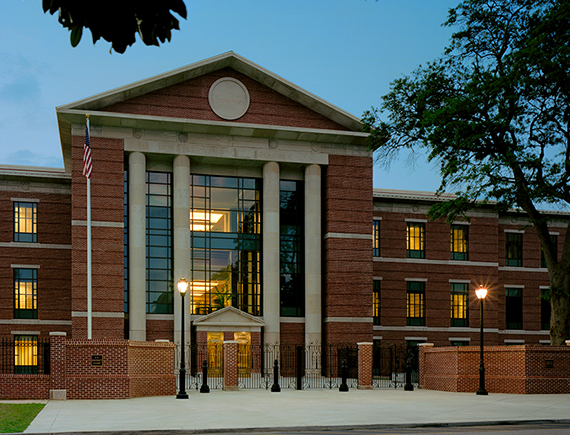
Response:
[193, 306, 264, 332]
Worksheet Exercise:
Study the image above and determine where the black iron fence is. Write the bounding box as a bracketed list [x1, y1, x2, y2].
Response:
[0, 337, 50, 375]
[372, 343, 418, 388]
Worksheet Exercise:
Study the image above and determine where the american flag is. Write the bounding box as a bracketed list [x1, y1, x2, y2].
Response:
[83, 123, 92, 178]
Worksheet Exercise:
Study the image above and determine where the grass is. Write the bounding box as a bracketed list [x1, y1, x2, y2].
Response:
[0, 403, 45, 433]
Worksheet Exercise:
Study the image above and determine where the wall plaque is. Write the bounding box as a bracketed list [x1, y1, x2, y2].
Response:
[545, 359, 554, 369]
[91, 355, 103, 366]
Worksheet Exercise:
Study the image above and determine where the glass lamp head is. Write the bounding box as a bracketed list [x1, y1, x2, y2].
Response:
[475, 285, 488, 300]
[177, 278, 189, 295]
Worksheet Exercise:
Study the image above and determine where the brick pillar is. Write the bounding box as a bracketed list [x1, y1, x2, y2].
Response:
[357, 342, 373, 389]
[49, 332, 67, 400]
[223, 341, 239, 391]
[417, 343, 434, 388]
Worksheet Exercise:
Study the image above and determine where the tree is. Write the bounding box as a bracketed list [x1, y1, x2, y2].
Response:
[42, 1, 187, 54]
[362, 0, 570, 345]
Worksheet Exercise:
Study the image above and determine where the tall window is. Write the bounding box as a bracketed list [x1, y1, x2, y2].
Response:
[190, 175, 262, 316]
[373, 280, 381, 325]
[14, 202, 37, 243]
[506, 288, 523, 329]
[146, 172, 173, 314]
[280, 180, 304, 317]
[541, 235, 557, 268]
[14, 335, 38, 374]
[407, 281, 425, 326]
[407, 222, 425, 259]
[450, 225, 468, 261]
[505, 232, 523, 267]
[450, 283, 468, 327]
[541, 288, 551, 331]
[373, 220, 380, 257]
[14, 269, 37, 319]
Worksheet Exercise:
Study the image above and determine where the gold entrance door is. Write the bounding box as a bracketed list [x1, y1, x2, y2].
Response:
[207, 332, 224, 377]
[234, 332, 251, 377]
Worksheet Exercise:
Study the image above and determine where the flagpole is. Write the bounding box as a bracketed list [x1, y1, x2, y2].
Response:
[86, 114, 92, 340]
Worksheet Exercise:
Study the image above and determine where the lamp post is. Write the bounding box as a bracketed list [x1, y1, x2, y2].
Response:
[475, 285, 488, 396]
[176, 278, 189, 399]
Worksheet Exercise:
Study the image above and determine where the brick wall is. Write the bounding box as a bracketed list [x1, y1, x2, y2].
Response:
[0, 375, 50, 399]
[280, 322, 304, 346]
[104, 68, 349, 132]
[420, 345, 570, 394]
[324, 155, 373, 346]
[71, 135, 124, 339]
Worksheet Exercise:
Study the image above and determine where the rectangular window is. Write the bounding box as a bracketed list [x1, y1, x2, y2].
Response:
[541, 235, 557, 268]
[14, 202, 37, 243]
[450, 225, 468, 261]
[407, 222, 425, 259]
[505, 232, 523, 267]
[407, 281, 425, 326]
[373, 220, 380, 257]
[450, 283, 468, 327]
[541, 288, 551, 331]
[14, 269, 37, 319]
[506, 288, 523, 329]
[373, 280, 380, 325]
[14, 335, 38, 374]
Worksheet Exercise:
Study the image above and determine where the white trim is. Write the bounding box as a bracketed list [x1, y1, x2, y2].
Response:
[540, 286, 550, 289]
[375, 257, 499, 267]
[323, 232, 372, 240]
[452, 221, 470, 226]
[12, 331, 40, 336]
[504, 284, 525, 288]
[11, 198, 40, 203]
[373, 276, 383, 281]
[549, 232, 560, 236]
[147, 314, 174, 321]
[72, 311, 124, 318]
[0, 319, 72, 325]
[373, 217, 383, 221]
[405, 218, 427, 223]
[0, 242, 72, 250]
[498, 329, 549, 335]
[373, 336, 383, 340]
[279, 317, 305, 323]
[504, 339, 525, 344]
[504, 229, 525, 233]
[449, 279, 471, 284]
[324, 317, 373, 323]
[11, 264, 40, 269]
[499, 267, 546, 272]
[405, 278, 428, 282]
[405, 336, 428, 341]
[449, 337, 471, 342]
[72, 220, 124, 228]
[376, 325, 501, 334]
[539, 340, 551, 345]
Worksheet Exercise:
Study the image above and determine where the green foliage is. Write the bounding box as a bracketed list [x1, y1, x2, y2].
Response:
[42, 1, 187, 53]
[0, 403, 45, 433]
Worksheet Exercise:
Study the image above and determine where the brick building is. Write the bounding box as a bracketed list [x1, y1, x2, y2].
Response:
[0, 52, 566, 376]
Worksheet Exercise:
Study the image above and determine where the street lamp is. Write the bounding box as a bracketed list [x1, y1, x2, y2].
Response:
[176, 278, 189, 399]
[475, 285, 488, 396]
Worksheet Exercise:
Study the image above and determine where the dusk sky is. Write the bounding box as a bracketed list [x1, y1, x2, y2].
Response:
[0, 0, 459, 192]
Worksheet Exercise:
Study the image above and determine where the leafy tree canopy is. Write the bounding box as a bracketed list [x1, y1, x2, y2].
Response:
[42, 1, 187, 54]
[363, 0, 570, 344]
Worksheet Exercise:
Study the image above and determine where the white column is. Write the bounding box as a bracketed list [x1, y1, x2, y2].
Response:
[305, 164, 322, 346]
[263, 161, 280, 345]
[128, 152, 146, 341]
[173, 155, 191, 347]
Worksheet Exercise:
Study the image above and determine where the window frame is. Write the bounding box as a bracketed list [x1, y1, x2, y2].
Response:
[450, 224, 468, 261]
[373, 280, 381, 325]
[406, 281, 425, 326]
[505, 287, 523, 330]
[13, 201, 37, 243]
[406, 222, 425, 259]
[505, 232, 523, 267]
[450, 283, 469, 327]
[373, 220, 380, 257]
[14, 268, 38, 319]
[14, 335, 38, 374]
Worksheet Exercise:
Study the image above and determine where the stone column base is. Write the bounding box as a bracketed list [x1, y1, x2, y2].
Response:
[223, 386, 239, 391]
[49, 389, 67, 400]
[357, 385, 373, 390]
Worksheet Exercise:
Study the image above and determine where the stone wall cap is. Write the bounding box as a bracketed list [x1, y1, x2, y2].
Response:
[49, 332, 67, 336]
[357, 342, 374, 346]
[223, 340, 239, 344]
[418, 343, 434, 347]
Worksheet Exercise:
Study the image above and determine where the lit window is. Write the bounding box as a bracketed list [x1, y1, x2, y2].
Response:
[373, 280, 380, 325]
[407, 281, 425, 326]
[407, 222, 425, 259]
[373, 220, 380, 257]
[14, 269, 37, 319]
[505, 233, 523, 267]
[506, 288, 523, 329]
[450, 283, 468, 327]
[450, 225, 468, 261]
[14, 335, 38, 374]
[14, 202, 37, 243]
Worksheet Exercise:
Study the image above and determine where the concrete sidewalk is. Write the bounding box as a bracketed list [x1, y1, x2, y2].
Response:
[23, 388, 570, 434]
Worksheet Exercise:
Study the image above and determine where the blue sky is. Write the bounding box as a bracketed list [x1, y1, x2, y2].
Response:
[0, 0, 458, 191]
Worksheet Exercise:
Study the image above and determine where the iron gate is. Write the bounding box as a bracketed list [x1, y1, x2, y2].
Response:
[372, 343, 418, 388]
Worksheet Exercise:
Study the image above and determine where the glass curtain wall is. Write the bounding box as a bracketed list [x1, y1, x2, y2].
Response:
[190, 175, 262, 316]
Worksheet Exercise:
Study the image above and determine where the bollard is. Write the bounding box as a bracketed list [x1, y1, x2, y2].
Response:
[339, 359, 349, 392]
[200, 359, 210, 393]
[404, 349, 414, 391]
[271, 359, 281, 392]
[296, 345, 303, 390]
